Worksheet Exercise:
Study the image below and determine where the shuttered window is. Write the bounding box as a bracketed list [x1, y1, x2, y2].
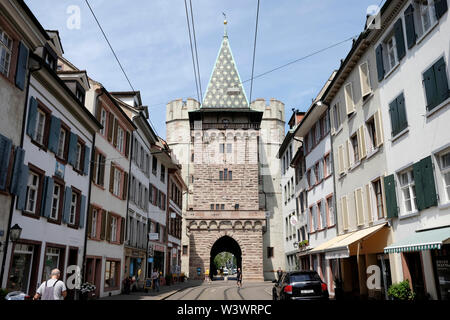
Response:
[384, 175, 398, 218]
[389, 93, 408, 137]
[15, 41, 29, 90]
[399, 169, 417, 215]
[344, 82, 355, 115]
[373, 179, 385, 219]
[338, 144, 345, 175]
[355, 188, 364, 226]
[423, 57, 449, 111]
[404, 4, 417, 49]
[341, 196, 349, 231]
[365, 184, 373, 223]
[440, 151, 450, 202]
[413, 156, 438, 210]
[359, 62, 372, 97]
[0, 134, 12, 191]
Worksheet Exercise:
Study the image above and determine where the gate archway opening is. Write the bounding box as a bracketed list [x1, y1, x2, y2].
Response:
[209, 236, 242, 280]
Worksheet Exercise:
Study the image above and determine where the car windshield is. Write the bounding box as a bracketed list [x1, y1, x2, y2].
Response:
[289, 273, 321, 282]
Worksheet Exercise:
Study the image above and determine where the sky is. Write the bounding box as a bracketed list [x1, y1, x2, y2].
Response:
[24, 0, 381, 138]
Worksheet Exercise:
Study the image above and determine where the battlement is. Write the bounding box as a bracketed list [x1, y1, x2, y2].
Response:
[166, 97, 201, 122]
[250, 98, 285, 122]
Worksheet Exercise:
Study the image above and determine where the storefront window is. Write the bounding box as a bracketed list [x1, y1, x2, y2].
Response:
[7, 244, 34, 293]
[43, 247, 60, 281]
[434, 245, 450, 300]
[105, 260, 119, 289]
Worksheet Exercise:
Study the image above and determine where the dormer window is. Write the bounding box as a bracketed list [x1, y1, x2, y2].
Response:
[43, 44, 58, 72]
[75, 82, 85, 104]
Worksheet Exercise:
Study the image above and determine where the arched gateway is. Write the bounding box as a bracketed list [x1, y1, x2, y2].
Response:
[165, 21, 286, 281]
[210, 236, 242, 277]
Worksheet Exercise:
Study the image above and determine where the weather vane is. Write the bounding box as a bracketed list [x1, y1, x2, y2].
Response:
[223, 12, 228, 37]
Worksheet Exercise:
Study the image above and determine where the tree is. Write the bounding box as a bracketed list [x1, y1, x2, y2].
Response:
[213, 252, 233, 270]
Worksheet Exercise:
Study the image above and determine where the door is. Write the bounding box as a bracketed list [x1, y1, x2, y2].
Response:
[404, 252, 426, 299]
[94, 258, 102, 297]
[65, 248, 78, 300]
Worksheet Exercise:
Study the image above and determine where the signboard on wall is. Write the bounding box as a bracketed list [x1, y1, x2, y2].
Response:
[149, 233, 159, 241]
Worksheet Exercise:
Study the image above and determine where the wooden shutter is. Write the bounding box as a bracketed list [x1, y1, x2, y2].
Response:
[100, 210, 107, 240]
[320, 199, 327, 228]
[67, 133, 78, 167]
[338, 144, 344, 174]
[109, 163, 115, 193]
[15, 164, 29, 211]
[95, 103, 102, 121]
[92, 150, 98, 182]
[414, 156, 438, 210]
[375, 44, 385, 81]
[107, 113, 114, 142]
[434, 57, 450, 107]
[374, 110, 384, 147]
[26, 97, 38, 139]
[355, 188, 364, 226]
[394, 18, 406, 61]
[87, 205, 93, 237]
[113, 118, 119, 147]
[99, 154, 105, 186]
[0, 135, 12, 190]
[106, 212, 112, 241]
[404, 4, 416, 49]
[357, 126, 367, 160]
[423, 65, 438, 110]
[15, 41, 29, 90]
[344, 83, 355, 114]
[396, 93, 408, 133]
[83, 145, 90, 176]
[120, 217, 125, 244]
[341, 196, 348, 231]
[383, 174, 398, 218]
[125, 131, 130, 158]
[62, 186, 72, 223]
[79, 194, 86, 229]
[48, 116, 61, 154]
[359, 62, 371, 97]
[365, 184, 373, 223]
[389, 99, 399, 136]
[42, 176, 54, 218]
[123, 172, 128, 200]
[435, 0, 448, 19]
[347, 139, 354, 168]
[10, 147, 25, 195]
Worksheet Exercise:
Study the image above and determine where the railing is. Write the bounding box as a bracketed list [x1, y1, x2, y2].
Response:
[190, 122, 260, 130]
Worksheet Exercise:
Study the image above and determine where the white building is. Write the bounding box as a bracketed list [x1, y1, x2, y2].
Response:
[374, 0, 450, 300]
[1, 33, 100, 298]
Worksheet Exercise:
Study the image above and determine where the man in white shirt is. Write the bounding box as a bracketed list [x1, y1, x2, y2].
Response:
[34, 269, 67, 300]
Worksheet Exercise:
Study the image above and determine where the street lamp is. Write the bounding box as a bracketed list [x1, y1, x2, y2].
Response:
[9, 224, 22, 243]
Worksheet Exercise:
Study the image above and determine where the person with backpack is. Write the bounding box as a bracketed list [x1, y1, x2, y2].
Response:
[33, 269, 67, 300]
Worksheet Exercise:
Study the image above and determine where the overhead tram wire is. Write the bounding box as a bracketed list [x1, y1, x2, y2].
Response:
[146, 34, 359, 109]
[249, 0, 260, 103]
[84, 0, 161, 138]
[189, 0, 203, 102]
[184, 0, 201, 102]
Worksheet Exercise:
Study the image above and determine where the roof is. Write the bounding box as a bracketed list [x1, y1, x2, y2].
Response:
[202, 35, 249, 109]
[16, 0, 50, 41]
[110, 91, 142, 106]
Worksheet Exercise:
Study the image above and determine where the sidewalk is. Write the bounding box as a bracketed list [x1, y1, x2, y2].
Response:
[100, 280, 204, 300]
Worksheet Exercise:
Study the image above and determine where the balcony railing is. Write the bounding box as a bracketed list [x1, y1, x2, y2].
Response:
[191, 122, 260, 130]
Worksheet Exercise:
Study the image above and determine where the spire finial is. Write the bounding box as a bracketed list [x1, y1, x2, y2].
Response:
[222, 12, 228, 37]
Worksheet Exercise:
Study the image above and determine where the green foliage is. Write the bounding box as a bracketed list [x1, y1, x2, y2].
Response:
[387, 280, 416, 300]
[213, 252, 233, 270]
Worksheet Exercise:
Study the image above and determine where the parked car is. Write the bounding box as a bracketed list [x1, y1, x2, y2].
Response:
[223, 268, 229, 276]
[272, 271, 329, 300]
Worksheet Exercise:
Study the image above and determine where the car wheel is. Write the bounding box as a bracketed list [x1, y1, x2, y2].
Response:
[272, 291, 277, 300]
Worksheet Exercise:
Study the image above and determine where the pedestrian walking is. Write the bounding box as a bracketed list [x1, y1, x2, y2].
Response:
[151, 268, 160, 292]
[205, 268, 211, 283]
[236, 267, 242, 288]
[277, 267, 283, 281]
[33, 269, 67, 300]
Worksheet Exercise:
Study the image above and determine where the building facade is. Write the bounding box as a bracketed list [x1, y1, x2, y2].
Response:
[166, 28, 285, 281]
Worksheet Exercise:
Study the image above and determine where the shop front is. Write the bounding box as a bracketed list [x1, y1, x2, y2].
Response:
[384, 226, 450, 300]
[124, 247, 146, 290]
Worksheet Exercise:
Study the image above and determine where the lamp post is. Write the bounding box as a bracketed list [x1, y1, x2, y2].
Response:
[9, 224, 22, 243]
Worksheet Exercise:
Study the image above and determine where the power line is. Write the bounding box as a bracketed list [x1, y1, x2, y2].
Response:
[249, 0, 260, 103]
[184, 0, 201, 102]
[146, 34, 358, 109]
[84, 0, 136, 93]
[189, 0, 203, 103]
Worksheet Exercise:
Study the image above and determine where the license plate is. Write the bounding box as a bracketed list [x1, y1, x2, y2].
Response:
[301, 289, 314, 294]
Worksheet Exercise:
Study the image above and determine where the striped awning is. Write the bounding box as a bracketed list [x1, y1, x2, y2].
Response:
[384, 226, 450, 254]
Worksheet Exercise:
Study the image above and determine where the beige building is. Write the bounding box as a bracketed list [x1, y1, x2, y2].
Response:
[166, 29, 285, 281]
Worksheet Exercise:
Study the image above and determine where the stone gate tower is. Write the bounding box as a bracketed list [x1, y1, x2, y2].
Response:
[166, 26, 285, 281]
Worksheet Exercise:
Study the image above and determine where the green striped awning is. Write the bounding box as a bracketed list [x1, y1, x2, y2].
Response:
[384, 226, 450, 254]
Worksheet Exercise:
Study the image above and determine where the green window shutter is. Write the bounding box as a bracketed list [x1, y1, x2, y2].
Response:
[376, 44, 385, 81]
[394, 18, 406, 61]
[423, 66, 438, 110]
[62, 186, 72, 223]
[396, 93, 408, 132]
[42, 176, 54, 218]
[434, 0, 448, 19]
[83, 145, 90, 176]
[413, 161, 426, 211]
[404, 4, 416, 49]
[67, 132, 78, 167]
[420, 156, 438, 208]
[383, 174, 398, 218]
[389, 99, 399, 136]
[79, 194, 87, 229]
[47, 116, 61, 154]
[0, 134, 12, 190]
[26, 97, 38, 139]
[15, 42, 29, 90]
[433, 57, 449, 106]
[10, 147, 25, 195]
[15, 164, 29, 211]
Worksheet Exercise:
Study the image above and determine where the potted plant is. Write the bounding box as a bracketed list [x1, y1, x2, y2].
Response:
[79, 282, 96, 300]
[387, 280, 416, 301]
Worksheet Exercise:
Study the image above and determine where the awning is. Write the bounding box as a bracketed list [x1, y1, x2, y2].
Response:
[384, 226, 450, 254]
[306, 233, 355, 256]
[324, 223, 388, 259]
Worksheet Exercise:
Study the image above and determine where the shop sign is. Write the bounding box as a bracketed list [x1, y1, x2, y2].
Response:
[148, 257, 154, 263]
[149, 233, 159, 241]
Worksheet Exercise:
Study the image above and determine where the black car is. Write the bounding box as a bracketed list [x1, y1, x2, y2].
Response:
[272, 270, 329, 300]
